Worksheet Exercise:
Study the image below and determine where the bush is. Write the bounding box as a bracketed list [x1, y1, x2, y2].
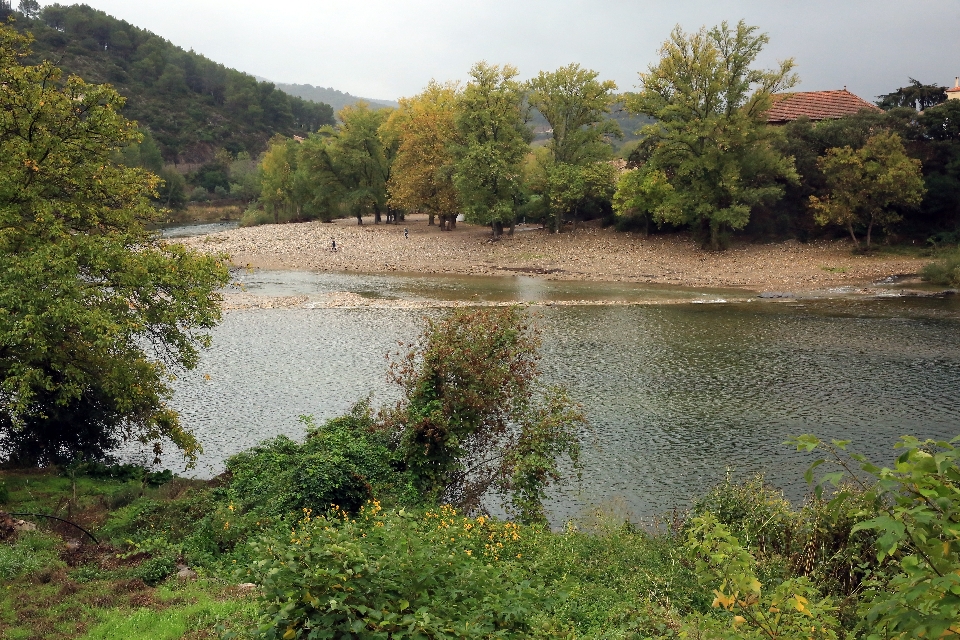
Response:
[920, 249, 960, 287]
[239, 206, 274, 227]
[223, 403, 400, 518]
[240, 503, 542, 640]
[0, 479, 8, 504]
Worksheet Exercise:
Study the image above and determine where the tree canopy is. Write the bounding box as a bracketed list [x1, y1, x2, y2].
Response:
[0, 25, 229, 466]
[453, 62, 532, 237]
[810, 131, 925, 248]
[627, 21, 799, 248]
[527, 63, 620, 232]
[386, 82, 462, 229]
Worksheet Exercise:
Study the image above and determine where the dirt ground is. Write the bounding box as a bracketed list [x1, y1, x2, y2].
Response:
[180, 214, 934, 294]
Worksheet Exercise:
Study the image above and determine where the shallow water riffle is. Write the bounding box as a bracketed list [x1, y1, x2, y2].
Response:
[222, 267, 746, 304]
[140, 294, 960, 523]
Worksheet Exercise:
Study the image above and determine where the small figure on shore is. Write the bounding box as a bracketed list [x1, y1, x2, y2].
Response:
[331, 238, 337, 252]
[404, 228, 409, 239]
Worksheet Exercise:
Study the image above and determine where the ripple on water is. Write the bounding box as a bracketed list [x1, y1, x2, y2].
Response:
[137, 297, 960, 523]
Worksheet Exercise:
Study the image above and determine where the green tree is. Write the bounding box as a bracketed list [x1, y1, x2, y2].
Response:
[0, 26, 229, 465]
[385, 307, 585, 524]
[612, 165, 678, 235]
[17, 0, 39, 20]
[877, 78, 947, 112]
[453, 62, 532, 238]
[527, 63, 619, 232]
[332, 103, 394, 225]
[810, 132, 925, 248]
[627, 21, 799, 249]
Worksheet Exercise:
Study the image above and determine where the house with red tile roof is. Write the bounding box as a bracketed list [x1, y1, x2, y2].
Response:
[947, 78, 960, 101]
[765, 89, 881, 124]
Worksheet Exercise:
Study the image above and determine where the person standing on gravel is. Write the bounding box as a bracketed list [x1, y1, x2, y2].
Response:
[331, 238, 337, 252]
[404, 228, 409, 239]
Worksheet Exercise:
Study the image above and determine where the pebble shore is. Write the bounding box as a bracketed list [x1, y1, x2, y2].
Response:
[181, 214, 933, 304]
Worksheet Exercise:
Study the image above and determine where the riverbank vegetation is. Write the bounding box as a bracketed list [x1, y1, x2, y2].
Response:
[3, 422, 958, 638]
[0, 24, 229, 467]
[236, 21, 951, 253]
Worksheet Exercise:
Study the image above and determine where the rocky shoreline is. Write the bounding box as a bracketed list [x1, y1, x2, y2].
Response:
[180, 214, 937, 301]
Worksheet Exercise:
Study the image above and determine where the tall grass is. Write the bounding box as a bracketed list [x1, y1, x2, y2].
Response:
[920, 249, 960, 286]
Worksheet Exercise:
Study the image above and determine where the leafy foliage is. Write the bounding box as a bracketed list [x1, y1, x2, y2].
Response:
[628, 20, 798, 249]
[921, 248, 960, 287]
[241, 502, 542, 640]
[527, 63, 619, 233]
[685, 513, 840, 639]
[790, 434, 960, 638]
[385, 81, 462, 229]
[224, 403, 399, 518]
[385, 307, 585, 523]
[453, 62, 532, 237]
[810, 131, 925, 248]
[0, 24, 229, 466]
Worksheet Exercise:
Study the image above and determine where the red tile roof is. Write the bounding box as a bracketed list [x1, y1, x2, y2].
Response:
[766, 89, 881, 124]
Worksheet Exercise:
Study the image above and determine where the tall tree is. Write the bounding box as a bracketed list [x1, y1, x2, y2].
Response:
[385, 81, 461, 230]
[527, 64, 619, 232]
[0, 26, 228, 465]
[453, 62, 532, 238]
[627, 21, 799, 249]
[810, 131, 925, 248]
[332, 103, 394, 225]
[877, 79, 947, 112]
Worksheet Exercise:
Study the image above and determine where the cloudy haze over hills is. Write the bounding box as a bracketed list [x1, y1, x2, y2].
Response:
[35, 0, 960, 103]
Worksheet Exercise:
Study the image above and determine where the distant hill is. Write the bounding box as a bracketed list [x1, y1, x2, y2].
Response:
[268, 82, 397, 114]
[11, 4, 335, 163]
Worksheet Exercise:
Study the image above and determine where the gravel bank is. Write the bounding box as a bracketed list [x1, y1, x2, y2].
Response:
[181, 214, 931, 293]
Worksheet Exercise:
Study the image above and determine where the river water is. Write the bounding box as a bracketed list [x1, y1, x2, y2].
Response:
[143, 268, 960, 522]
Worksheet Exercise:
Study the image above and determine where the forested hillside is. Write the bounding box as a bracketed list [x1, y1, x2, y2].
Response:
[11, 4, 335, 163]
[271, 82, 397, 113]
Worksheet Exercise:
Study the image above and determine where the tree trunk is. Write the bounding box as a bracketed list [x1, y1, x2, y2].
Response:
[492, 220, 503, 239]
[356, 213, 363, 225]
[848, 222, 859, 248]
[449, 215, 457, 230]
[429, 213, 435, 226]
[508, 219, 515, 236]
[866, 219, 873, 249]
[374, 206, 382, 224]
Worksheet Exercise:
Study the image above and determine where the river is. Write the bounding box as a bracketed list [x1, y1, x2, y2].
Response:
[141, 267, 960, 522]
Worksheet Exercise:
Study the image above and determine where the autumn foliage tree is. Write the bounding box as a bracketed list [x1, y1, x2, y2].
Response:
[385, 82, 462, 230]
[0, 25, 228, 465]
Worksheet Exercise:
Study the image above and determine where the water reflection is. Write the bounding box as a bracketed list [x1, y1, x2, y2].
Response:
[144, 288, 960, 523]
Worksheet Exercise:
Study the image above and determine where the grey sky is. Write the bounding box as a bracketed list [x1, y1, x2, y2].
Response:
[40, 1, 960, 102]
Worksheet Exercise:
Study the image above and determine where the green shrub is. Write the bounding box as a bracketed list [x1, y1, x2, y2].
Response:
[920, 249, 960, 286]
[224, 403, 400, 517]
[240, 503, 542, 640]
[692, 474, 796, 556]
[0, 530, 64, 580]
[0, 479, 8, 504]
[133, 554, 178, 586]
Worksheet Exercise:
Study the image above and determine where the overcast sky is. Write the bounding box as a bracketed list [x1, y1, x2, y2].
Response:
[40, 0, 960, 102]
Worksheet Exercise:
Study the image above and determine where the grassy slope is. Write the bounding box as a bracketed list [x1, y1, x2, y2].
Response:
[0, 471, 257, 639]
